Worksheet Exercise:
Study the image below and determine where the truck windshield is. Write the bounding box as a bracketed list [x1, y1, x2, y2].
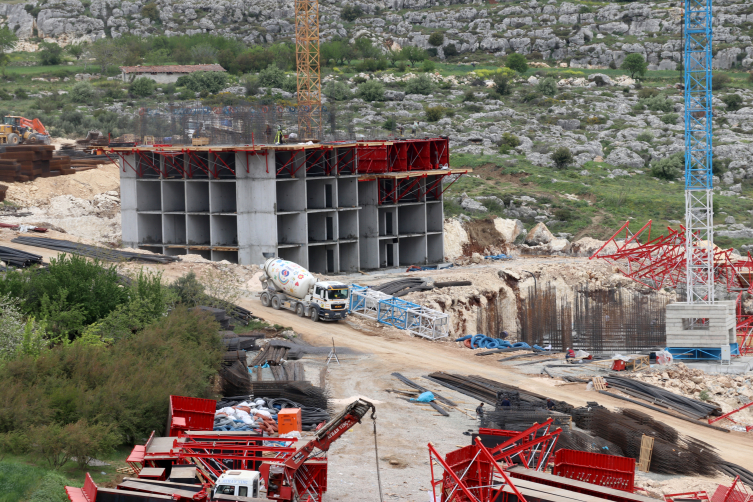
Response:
[328, 289, 348, 300]
[216, 485, 235, 495]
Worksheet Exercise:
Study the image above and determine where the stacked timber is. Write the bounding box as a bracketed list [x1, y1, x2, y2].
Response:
[0, 145, 54, 181]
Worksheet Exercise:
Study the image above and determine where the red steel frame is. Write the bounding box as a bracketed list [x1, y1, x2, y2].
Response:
[551, 448, 635, 492]
[406, 139, 432, 171]
[708, 401, 753, 431]
[356, 142, 390, 174]
[430, 138, 450, 169]
[276, 148, 306, 177]
[667, 478, 752, 502]
[484, 419, 561, 470]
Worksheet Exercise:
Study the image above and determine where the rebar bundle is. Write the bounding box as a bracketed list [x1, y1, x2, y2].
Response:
[0, 246, 43, 268]
[605, 376, 720, 419]
[426, 372, 567, 409]
[12, 236, 179, 264]
[554, 429, 624, 457]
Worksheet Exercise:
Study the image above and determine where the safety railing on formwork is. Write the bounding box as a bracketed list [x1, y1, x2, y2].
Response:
[348, 284, 449, 340]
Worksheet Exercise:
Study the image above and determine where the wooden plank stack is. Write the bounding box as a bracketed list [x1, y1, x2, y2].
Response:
[0, 145, 54, 181]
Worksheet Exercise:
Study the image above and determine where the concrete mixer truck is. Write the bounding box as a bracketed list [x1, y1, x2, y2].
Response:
[259, 258, 349, 322]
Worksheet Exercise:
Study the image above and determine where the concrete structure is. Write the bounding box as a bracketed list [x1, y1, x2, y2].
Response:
[665, 301, 736, 348]
[109, 138, 464, 273]
[119, 64, 226, 84]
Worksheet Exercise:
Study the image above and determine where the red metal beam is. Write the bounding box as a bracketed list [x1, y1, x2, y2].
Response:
[184, 149, 210, 178]
[135, 150, 163, 177]
[209, 150, 236, 177]
[395, 175, 425, 203]
[439, 171, 468, 197]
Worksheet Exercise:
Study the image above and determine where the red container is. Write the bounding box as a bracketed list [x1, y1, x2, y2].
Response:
[612, 360, 626, 371]
[552, 449, 635, 492]
[356, 143, 389, 173]
[406, 140, 432, 171]
[278, 408, 302, 434]
[168, 395, 216, 436]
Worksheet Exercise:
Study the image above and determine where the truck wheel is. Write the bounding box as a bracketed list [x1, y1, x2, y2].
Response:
[271, 296, 281, 310]
[310, 308, 320, 322]
[296, 303, 305, 317]
[260, 292, 270, 307]
[6, 133, 19, 145]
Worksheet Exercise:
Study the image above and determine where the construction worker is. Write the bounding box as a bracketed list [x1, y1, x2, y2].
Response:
[565, 347, 576, 363]
[475, 402, 484, 418]
[499, 397, 511, 408]
[411, 120, 418, 137]
[274, 124, 284, 145]
[546, 398, 555, 411]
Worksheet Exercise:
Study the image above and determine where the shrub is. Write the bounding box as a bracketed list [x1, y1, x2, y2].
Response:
[190, 44, 218, 64]
[621, 53, 647, 78]
[421, 60, 435, 73]
[712, 74, 730, 91]
[637, 87, 659, 99]
[609, 60, 617, 69]
[340, 4, 363, 22]
[401, 46, 427, 66]
[522, 91, 541, 103]
[383, 116, 397, 132]
[0, 89, 11, 100]
[141, 2, 159, 22]
[552, 147, 574, 169]
[129, 77, 155, 98]
[640, 95, 673, 112]
[177, 71, 229, 94]
[506, 53, 528, 73]
[14, 88, 29, 100]
[38, 42, 64, 66]
[357, 79, 385, 101]
[498, 132, 521, 154]
[425, 106, 444, 122]
[650, 152, 683, 180]
[428, 32, 445, 47]
[463, 89, 477, 102]
[443, 43, 458, 57]
[324, 81, 352, 101]
[536, 77, 557, 96]
[404, 74, 434, 95]
[171, 271, 205, 307]
[281, 75, 297, 93]
[722, 93, 743, 111]
[493, 74, 511, 96]
[464, 103, 482, 113]
[713, 157, 730, 175]
[661, 113, 678, 124]
[636, 131, 654, 143]
[0, 295, 26, 361]
[243, 75, 260, 96]
[257, 63, 286, 88]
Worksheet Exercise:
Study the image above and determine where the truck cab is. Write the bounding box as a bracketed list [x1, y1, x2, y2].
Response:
[212, 470, 260, 500]
[309, 281, 349, 320]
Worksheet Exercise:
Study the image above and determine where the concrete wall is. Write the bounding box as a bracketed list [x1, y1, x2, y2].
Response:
[666, 301, 736, 348]
[122, 72, 184, 84]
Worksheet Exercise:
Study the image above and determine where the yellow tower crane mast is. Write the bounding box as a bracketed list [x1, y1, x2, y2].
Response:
[295, 0, 322, 140]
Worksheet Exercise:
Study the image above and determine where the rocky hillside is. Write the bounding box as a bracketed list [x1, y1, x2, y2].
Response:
[3, 0, 753, 70]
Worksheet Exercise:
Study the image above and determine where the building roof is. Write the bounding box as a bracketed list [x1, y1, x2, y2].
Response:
[120, 64, 226, 74]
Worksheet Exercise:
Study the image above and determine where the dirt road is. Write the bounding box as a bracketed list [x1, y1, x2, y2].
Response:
[240, 296, 753, 500]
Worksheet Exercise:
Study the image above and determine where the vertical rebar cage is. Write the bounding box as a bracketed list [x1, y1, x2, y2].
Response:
[295, 0, 322, 139]
[684, 0, 715, 304]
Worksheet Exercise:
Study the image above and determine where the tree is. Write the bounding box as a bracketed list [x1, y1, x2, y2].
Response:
[650, 152, 683, 181]
[0, 295, 25, 361]
[443, 43, 458, 57]
[722, 93, 743, 111]
[493, 74, 511, 96]
[552, 147, 573, 170]
[428, 32, 445, 47]
[38, 42, 64, 66]
[621, 53, 648, 78]
[357, 79, 385, 101]
[355, 37, 379, 59]
[141, 2, 159, 22]
[258, 63, 285, 88]
[0, 26, 17, 72]
[130, 77, 156, 97]
[67, 43, 85, 61]
[340, 5, 363, 22]
[425, 106, 444, 122]
[176, 71, 228, 94]
[405, 74, 434, 95]
[321, 41, 348, 66]
[401, 46, 426, 66]
[324, 81, 352, 101]
[90, 38, 121, 74]
[70, 82, 95, 103]
[536, 77, 557, 96]
[506, 53, 528, 73]
[190, 44, 218, 64]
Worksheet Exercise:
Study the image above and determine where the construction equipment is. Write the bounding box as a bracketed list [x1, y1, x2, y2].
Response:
[259, 258, 349, 322]
[295, 0, 322, 138]
[0, 116, 50, 145]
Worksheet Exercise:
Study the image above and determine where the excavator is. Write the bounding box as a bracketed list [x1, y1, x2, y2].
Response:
[0, 116, 50, 145]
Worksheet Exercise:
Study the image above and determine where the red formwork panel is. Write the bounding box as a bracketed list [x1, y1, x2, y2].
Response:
[388, 142, 407, 172]
[356, 143, 389, 173]
[430, 138, 449, 169]
[65, 473, 97, 502]
[552, 449, 635, 493]
[168, 395, 216, 436]
[406, 139, 432, 171]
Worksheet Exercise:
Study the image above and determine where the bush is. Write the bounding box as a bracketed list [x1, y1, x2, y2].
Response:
[443, 43, 458, 57]
[522, 91, 541, 103]
[141, 2, 159, 21]
[621, 53, 647, 78]
[340, 4, 363, 22]
[506, 53, 528, 73]
[637, 87, 659, 99]
[383, 116, 397, 132]
[650, 152, 683, 180]
[712, 74, 730, 91]
[421, 60, 435, 73]
[190, 44, 218, 64]
[324, 81, 352, 101]
[0, 295, 28, 361]
[425, 106, 444, 122]
[493, 74, 511, 96]
[722, 93, 743, 111]
[536, 77, 557, 96]
[463, 89, 477, 102]
[428, 32, 445, 47]
[404, 74, 434, 95]
[640, 95, 673, 112]
[38, 42, 64, 66]
[14, 87, 29, 100]
[176, 71, 229, 94]
[129, 77, 155, 98]
[609, 60, 617, 70]
[257, 63, 285, 88]
[661, 113, 678, 124]
[498, 132, 521, 154]
[552, 147, 574, 169]
[357, 79, 385, 101]
[243, 75, 260, 96]
[636, 131, 654, 142]
[713, 157, 731, 175]
[281, 75, 297, 93]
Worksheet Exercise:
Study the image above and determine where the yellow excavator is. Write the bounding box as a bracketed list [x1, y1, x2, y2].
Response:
[0, 116, 50, 145]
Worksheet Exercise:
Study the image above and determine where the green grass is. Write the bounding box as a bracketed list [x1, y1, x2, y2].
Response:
[0, 460, 85, 502]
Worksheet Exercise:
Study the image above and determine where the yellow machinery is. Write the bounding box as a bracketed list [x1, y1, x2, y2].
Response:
[0, 116, 50, 145]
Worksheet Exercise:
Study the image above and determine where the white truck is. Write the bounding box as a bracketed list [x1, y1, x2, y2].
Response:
[212, 471, 261, 500]
[259, 258, 349, 322]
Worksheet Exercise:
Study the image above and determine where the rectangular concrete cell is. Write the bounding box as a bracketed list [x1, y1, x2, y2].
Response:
[162, 214, 186, 244]
[186, 182, 210, 212]
[277, 213, 306, 245]
[162, 181, 185, 212]
[307, 178, 337, 209]
[212, 152, 236, 179]
[399, 235, 426, 266]
[211, 215, 238, 246]
[427, 234, 444, 263]
[379, 207, 398, 236]
[212, 250, 238, 263]
[308, 211, 337, 242]
[337, 177, 358, 207]
[276, 180, 305, 212]
[188, 249, 211, 260]
[339, 242, 359, 272]
[137, 214, 162, 244]
[187, 215, 211, 245]
[398, 204, 425, 235]
[137, 180, 161, 212]
[309, 244, 337, 274]
[338, 210, 358, 240]
[163, 153, 185, 179]
[210, 182, 237, 213]
[278, 246, 306, 265]
[163, 247, 187, 256]
[358, 180, 379, 270]
[426, 201, 443, 233]
[379, 239, 398, 268]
